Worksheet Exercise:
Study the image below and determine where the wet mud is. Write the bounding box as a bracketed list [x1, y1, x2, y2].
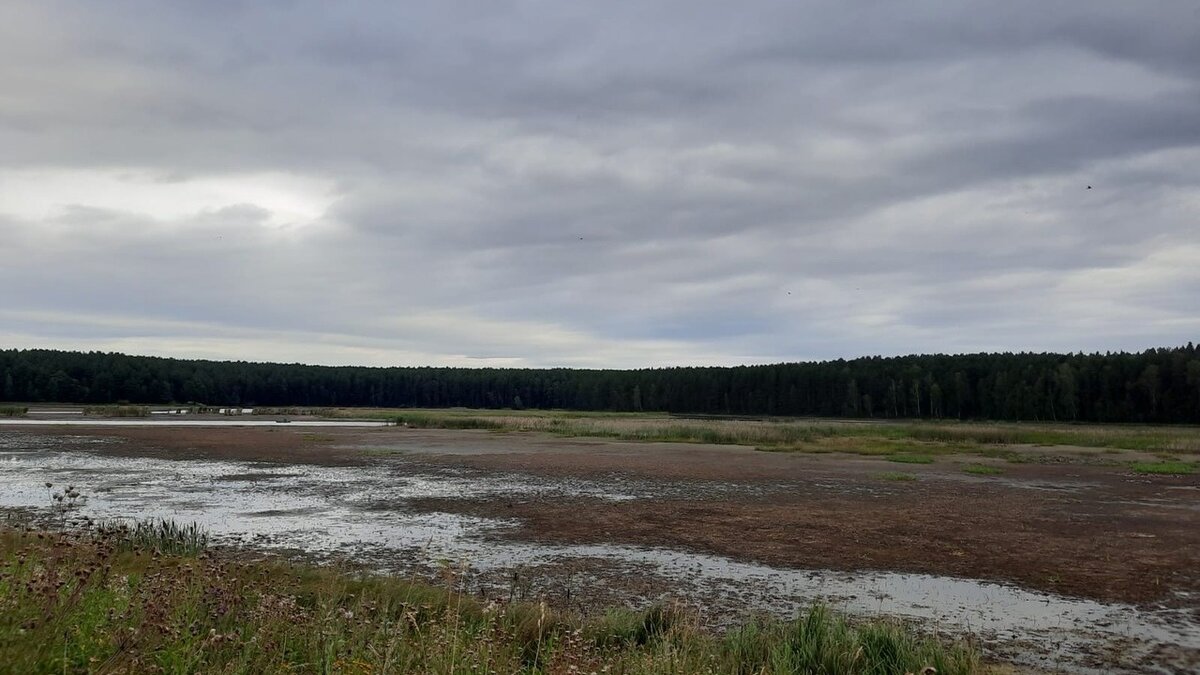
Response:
[1, 425, 1198, 673]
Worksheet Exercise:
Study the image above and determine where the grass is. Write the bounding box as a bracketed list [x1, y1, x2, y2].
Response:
[720, 608, 975, 675]
[99, 518, 211, 555]
[379, 409, 1200, 465]
[886, 454, 935, 465]
[962, 465, 1004, 476]
[0, 405, 26, 417]
[1130, 461, 1197, 475]
[874, 472, 918, 482]
[0, 524, 982, 675]
[83, 405, 150, 418]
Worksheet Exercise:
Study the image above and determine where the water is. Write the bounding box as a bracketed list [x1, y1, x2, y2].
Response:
[0, 419, 389, 427]
[0, 432, 1195, 673]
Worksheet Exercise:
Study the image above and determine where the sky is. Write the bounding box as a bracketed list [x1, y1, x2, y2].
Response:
[1, 1, 1198, 368]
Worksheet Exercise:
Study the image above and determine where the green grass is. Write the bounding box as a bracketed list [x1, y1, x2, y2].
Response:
[1130, 461, 1197, 475]
[0, 525, 981, 675]
[83, 405, 150, 417]
[0, 405, 26, 417]
[874, 472, 918, 482]
[962, 465, 1004, 476]
[97, 518, 210, 555]
[721, 608, 976, 675]
[886, 454, 935, 465]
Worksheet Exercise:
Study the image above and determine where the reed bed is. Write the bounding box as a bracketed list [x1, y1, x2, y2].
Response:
[95, 518, 210, 555]
[389, 410, 1200, 456]
[82, 405, 151, 418]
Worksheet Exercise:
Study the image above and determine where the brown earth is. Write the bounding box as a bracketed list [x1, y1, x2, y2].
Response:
[13, 423, 1200, 606]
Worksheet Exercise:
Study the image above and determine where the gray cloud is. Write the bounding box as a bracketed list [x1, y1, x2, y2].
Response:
[1, 1, 1197, 367]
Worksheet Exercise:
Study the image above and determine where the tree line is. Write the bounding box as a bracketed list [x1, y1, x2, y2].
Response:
[2, 345, 1199, 423]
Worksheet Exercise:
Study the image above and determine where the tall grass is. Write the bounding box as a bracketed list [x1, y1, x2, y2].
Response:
[719, 606, 975, 675]
[389, 409, 1200, 456]
[0, 526, 981, 674]
[251, 407, 335, 417]
[962, 465, 1005, 476]
[96, 518, 210, 555]
[83, 405, 150, 417]
[0, 405, 26, 417]
[1130, 461, 1197, 475]
[393, 412, 845, 446]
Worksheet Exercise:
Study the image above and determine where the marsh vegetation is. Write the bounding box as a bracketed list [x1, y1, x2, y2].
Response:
[82, 405, 151, 418]
[0, 524, 980, 674]
[383, 408, 1200, 473]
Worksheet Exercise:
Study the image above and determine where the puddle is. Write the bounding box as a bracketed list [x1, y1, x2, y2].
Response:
[0, 432, 1196, 674]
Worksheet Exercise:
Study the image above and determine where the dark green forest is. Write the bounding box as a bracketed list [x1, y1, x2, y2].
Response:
[2, 346, 1199, 423]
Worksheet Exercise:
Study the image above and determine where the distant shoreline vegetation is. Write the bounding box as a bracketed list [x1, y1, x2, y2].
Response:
[1, 345, 1199, 423]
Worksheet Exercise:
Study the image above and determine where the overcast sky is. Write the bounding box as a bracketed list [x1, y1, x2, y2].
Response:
[1, 1, 1198, 368]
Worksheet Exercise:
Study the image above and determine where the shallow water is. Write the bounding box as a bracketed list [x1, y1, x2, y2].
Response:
[0, 431, 1196, 674]
[0, 419, 389, 427]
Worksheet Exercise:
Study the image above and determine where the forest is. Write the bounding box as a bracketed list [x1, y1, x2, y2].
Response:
[1, 346, 1198, 423]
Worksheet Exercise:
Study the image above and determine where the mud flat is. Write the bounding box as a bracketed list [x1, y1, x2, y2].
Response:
[0, 418, 389, 428]
[1, 424, 1197, 673]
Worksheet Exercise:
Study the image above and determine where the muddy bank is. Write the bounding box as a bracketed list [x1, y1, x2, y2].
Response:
[413, 486, 1200, 606]
[19, 424, 384, 465]
[5, 424, 1199, 606]
[2, 425, 1199, 673]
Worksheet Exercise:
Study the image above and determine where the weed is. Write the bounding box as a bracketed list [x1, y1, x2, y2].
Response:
[382, 410, 1200, 462]
[98, 518, 210, 555]
[0, 525, 981, 674]
[83, 405, 150, 417]
[719, 606, 977, 675]
[962, 465, 1004, 476]
[1130, 461, 1197, 475]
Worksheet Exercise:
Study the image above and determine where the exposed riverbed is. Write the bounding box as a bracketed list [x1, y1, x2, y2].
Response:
[1, 428, 1197, 673]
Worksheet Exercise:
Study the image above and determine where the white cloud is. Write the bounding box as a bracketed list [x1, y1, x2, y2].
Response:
[0, 169, 335, 227]
[1, 0, 1198, 366]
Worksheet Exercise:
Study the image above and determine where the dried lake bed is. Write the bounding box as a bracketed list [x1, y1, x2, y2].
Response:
[1, 423, 1198, 673]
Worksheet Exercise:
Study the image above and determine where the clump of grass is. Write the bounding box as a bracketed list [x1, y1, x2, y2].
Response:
[887, 454, 935, 465]
[0, 405, 27, 417]
[1130, 461, 1197, 475]
[250, 407, 335, 416]
[588, 602, 691, 648]
[874, 471, 918, 481]
[83, 405, 150, 417]
[0, 526, 981, 674]
[394, 412, 509, 431]
[97, 518, 209, 555]
[962, 464, 1004, 476]
[719, 605, 977, 674]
